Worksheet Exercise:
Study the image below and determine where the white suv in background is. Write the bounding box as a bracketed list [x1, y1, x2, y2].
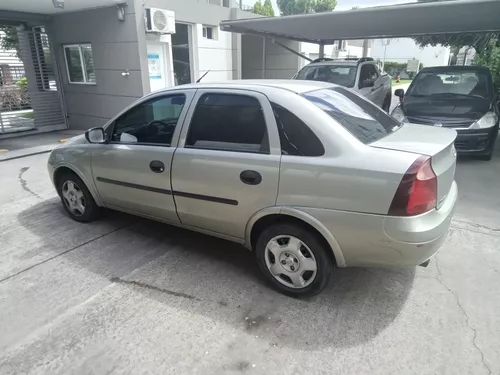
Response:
[293, 57, 393, 111]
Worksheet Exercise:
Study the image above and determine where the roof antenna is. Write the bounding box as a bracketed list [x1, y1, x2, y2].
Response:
[196, 70, 210, 83]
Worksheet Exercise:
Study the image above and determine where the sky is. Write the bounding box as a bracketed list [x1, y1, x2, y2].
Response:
[242, 0, 417, 13]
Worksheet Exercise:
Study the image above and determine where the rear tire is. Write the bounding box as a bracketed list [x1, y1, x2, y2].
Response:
[382, 93, 392, 113]
[255, 223, 333, 297]
[57, 173, 100, 222]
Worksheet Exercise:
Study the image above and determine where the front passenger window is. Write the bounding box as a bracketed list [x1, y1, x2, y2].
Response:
[112, 94, 186, 145]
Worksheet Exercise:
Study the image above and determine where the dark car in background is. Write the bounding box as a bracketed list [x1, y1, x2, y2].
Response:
[392, 66, 499, 160]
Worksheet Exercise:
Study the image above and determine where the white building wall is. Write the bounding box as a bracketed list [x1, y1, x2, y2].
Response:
[195, 24, 234, 82]
[299, 41, 371, 69]
[371, 38, 450, 68]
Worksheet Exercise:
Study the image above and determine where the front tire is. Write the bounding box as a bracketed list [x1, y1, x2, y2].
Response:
[255, 223, 333, 297]
[58, 173, 100, 222]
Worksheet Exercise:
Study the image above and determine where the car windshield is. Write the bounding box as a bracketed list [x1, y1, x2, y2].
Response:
[304, 87, 400, 144]
[407, 70, 491, 98]
[295, 64, 357, 88]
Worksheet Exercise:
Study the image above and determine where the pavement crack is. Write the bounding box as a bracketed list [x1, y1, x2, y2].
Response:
[0, 222, 136, 284]
[18, 167, 43, 200]
[110, 277, 200, 301]
[453, 219, 500, 233]
[435, 258, 492, 375]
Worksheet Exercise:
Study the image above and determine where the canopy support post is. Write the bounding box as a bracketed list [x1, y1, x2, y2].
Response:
[319, 43, 325, 59]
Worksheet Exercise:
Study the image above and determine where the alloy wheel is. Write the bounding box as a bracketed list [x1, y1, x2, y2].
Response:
[264, 235, 318, 289]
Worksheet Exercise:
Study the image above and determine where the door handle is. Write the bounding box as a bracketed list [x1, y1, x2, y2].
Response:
[149, 160, 165, 173]
[240, 170, 262, 185]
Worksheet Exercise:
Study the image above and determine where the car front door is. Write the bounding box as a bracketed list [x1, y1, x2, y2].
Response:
[358, 63, 383, 106]
[90, 89, 196, 222]
[171, 89, 281, 239]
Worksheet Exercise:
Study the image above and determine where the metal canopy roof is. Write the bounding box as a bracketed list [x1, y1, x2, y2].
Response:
[220, 0, 500, 44]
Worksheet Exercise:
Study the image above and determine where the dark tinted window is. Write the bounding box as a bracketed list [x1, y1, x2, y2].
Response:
[358, 64, 379, 88]
[112, 95, 185, 145]
[272, 103, 324, 156]
[295, 64, 357, 88]
[407, 70, 491, 98]
[304, 87, 400, 144]
[186, 93, 269, 153]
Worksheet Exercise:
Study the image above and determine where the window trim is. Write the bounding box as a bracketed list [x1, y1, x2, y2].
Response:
[180, 90, 280, 155]
[109, 93, 188, 147]
[202, 25, 217, 40]
[63, 43, 96, 85]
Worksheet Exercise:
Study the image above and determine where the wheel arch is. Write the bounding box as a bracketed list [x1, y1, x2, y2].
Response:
[245, 206, 346, 267]
[53, 164, 103, 207]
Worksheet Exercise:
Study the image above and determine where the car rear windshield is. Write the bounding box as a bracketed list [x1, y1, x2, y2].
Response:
[407, 70, 492, 98]
[295, 64, 357, 88]
[304, 87, 400, 144]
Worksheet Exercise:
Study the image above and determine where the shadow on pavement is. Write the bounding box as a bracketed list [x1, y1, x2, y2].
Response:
[18, 198, 415, 350]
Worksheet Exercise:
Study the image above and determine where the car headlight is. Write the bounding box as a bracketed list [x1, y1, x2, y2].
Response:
[391, 105, 407, 123]
[469, 112, 498, 129]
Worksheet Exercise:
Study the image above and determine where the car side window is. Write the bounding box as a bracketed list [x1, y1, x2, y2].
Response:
[271, 103, 325, 156]
[359, 65, 370, 87]
[111, 94, 186, 146]
[368, 64, 379, 80]
[185, 93, 269, 154]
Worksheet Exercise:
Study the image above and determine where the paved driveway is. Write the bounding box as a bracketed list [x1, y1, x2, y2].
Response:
[1, 143, 499, 375]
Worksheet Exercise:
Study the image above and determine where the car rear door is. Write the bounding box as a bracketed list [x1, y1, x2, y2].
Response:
[171, 89, 281, 239]
[90, 89, 196, 222]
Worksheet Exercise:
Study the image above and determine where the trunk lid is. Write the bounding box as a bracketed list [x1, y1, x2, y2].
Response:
[371, 124, 457, 209]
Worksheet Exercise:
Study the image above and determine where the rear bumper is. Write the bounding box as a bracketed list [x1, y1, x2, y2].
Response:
[454, 126, 498, 155]
[298, 181, 458, 268]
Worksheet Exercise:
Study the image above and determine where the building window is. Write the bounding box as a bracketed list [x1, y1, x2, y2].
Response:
[202, 26, 216, 40]
[63, 44, 96, 84]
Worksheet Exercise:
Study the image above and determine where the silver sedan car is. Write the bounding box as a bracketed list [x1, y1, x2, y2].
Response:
[47, 80, 458, 297]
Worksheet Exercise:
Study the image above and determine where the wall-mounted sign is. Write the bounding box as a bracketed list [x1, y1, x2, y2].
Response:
[148, 53, 161, 79]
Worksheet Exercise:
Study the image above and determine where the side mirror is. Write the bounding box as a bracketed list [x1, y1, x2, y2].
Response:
[394, 88, 405, 98]
[85, 127, 106, 144]
[362, 78, 375, 88]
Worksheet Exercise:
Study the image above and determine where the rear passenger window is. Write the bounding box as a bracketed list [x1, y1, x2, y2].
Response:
[186, 93, 269, 154]
[272, 103, 325, 156]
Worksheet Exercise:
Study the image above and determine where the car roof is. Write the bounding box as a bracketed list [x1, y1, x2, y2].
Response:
[307, 60, 357, 67]
[154, 80, 335, 94]
[418, 66, 492, 75]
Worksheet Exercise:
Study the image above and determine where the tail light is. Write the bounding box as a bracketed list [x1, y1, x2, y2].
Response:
[389, 156, 437, 216]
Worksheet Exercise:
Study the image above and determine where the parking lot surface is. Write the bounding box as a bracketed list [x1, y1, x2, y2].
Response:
[1, 143, 499, 375]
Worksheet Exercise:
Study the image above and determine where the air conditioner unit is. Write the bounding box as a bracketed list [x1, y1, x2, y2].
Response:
[145, 8, 175, 34]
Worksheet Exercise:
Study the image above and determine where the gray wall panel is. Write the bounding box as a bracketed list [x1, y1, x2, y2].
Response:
[62, 70, 144, 97]
[66, 113, 111, 130]
[51, 1, 144, 130]
[65, 93, 137, 121]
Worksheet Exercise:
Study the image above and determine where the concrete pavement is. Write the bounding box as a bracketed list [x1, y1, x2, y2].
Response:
[0, 144, 499, 374]
[0, 130, 82, 162]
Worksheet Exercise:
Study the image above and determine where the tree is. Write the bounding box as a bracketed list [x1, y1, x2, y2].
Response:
[276, 0, 336, 16]
[412, 0, 498, 54]
[0, 26, 20, 59]
[475, 39, 500, 87]
[252, 0, 275, 16]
